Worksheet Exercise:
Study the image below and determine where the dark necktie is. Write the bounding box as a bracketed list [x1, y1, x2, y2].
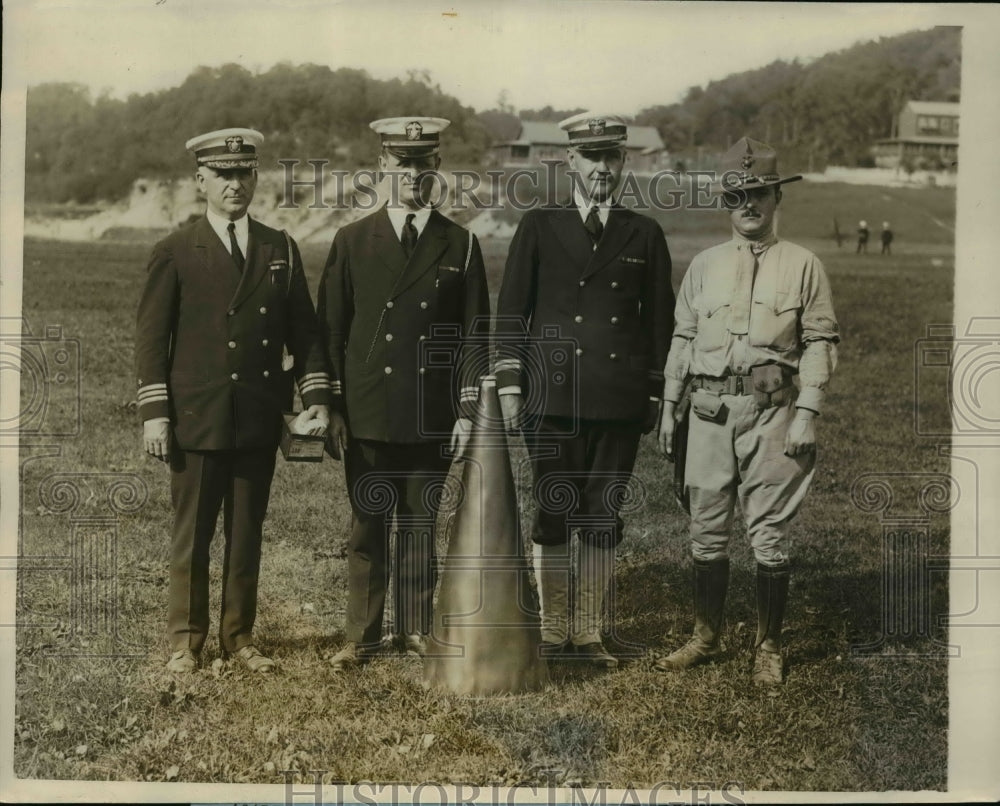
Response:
[584, 206, 604, 246]
[227, 222, 245, 272]
[728, 242, 766, 335]
[401, 213, 418, 259]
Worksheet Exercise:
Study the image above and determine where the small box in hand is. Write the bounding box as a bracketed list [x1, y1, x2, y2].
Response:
[279, 412, 326, 462]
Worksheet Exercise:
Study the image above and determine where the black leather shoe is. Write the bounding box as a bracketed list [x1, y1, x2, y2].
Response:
[403, 633, 428, 657]
[387, 633, 428, 656]
[234, 645, 276, 674]
[165, 648, 199, 673]
[329, 641, 378, 673]
[573, 641, 619, 669]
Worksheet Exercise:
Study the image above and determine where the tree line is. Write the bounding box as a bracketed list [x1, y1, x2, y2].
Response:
[25, 27, 959, 204]
[631, 26, 960, 172]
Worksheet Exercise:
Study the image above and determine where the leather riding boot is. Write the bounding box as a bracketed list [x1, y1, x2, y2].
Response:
[571, 539, 617, 668]
[656, 558, 729, 671]
[532, 543, 570, 646]
[753, 561, 790, 685]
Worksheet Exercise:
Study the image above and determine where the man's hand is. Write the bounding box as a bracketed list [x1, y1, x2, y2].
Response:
[450, 417, 472, 458]
[327, 409, 349, 455]
[302, 403, 331, 435]
[784, 408, 817, 457]
[657, 401, 676, 457]
[641, 399, 661, 435]
[498, 392, 524, 433]
[143, 418, 171, 462]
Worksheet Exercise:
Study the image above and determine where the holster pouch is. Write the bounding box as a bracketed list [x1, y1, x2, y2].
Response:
[691, 388, 725, 423]
[750, 364, 792, 409]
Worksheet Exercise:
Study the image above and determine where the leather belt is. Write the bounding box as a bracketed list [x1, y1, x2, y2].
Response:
[691, 374, 754, 396]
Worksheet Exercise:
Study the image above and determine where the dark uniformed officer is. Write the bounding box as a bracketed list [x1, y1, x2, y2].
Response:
[494, 112, 675, 667]
[318, 117, 491, 672]
[136, 128, 331, 674]
[657, 137, 840, 685]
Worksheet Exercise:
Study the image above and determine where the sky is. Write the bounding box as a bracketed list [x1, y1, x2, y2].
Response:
[3, 0, 970, 115]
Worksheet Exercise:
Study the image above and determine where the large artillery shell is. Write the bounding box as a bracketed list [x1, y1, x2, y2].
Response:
[424, 377, 547, 695]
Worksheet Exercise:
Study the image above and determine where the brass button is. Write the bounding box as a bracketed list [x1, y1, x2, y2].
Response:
[610, 353, 618, 360]
[575, 348, 584, 357]
[419, 335, 426, 341]
[384, 366, 393, 375]
[386, 301, 394, 309]
[574, 315, 583, 324]
[579, 280, 586, 287]
[228, 309, 236, 316]
[385, 333, 393, 342]
[228, 340, 237, 349]
[419, 367, 426, 375]
[231, 373, 239, 381]
[259, 306, 267, 314]
[610, 316, 619, 325]
[420, 301, 428, 309]
[611, 281, 619, 289]
[263, 370, 270, 378]
[262, 339, 269, 346]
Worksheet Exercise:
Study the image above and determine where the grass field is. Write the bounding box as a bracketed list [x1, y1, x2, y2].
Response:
[13, 181, 953, 791]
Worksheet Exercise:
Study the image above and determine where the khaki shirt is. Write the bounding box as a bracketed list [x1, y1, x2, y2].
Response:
[663, 233, 839, 414]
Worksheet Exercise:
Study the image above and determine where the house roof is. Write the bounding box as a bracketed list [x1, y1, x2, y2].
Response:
[905, 100, 960, 117]
[875, 136, 959, 146]
[499, 119, 665, 151]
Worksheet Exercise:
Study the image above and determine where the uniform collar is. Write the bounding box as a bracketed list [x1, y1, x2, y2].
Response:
[205, 210, 250, 240]
[385, 204, 432, 240]
[731, 228, 778, 255]
[573, 189, 615, 225]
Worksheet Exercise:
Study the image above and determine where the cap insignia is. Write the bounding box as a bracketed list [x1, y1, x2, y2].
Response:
[740, 142, 754, 170]
[225, 136, 244, 153]
[588, 118, 606, 136]
[405, 121, 423, 140]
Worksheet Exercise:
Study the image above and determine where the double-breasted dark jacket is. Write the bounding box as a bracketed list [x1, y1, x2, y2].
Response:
[495, 204, 675, 422]
[134, 216, 330, 449]
[317, 205, 491, 443]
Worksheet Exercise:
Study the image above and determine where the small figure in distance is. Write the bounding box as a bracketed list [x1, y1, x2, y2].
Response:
[880, 221, 894, 255]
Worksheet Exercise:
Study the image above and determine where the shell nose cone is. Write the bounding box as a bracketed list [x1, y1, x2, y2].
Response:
[424, 376, 548, 695]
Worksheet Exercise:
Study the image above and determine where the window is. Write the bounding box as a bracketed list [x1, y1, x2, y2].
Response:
[917, 115, 941, 135]
[511, 145, 529, 159]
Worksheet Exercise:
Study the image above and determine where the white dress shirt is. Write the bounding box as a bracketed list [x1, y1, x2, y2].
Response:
[573, 190, 613, 227]
[386, 205, 432, 242]
[206, 209, 249, 258]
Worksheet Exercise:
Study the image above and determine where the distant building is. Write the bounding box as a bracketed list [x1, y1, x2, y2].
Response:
[490, 119, 668, 173]
[872, 100, 959, 170]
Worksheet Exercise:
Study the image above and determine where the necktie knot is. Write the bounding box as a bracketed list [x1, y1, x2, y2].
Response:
[584, 206, 603, 245]
[227, 221, 245, 272]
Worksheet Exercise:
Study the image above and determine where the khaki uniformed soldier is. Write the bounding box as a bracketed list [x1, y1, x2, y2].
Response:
[318, 117, 491, 671]
[495, 112, 675, 667]
[657, 137, 840, 685]
[135, 128, 331, 674]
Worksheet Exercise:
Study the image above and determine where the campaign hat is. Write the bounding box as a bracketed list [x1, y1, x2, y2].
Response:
[715, 136, 801, 193]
